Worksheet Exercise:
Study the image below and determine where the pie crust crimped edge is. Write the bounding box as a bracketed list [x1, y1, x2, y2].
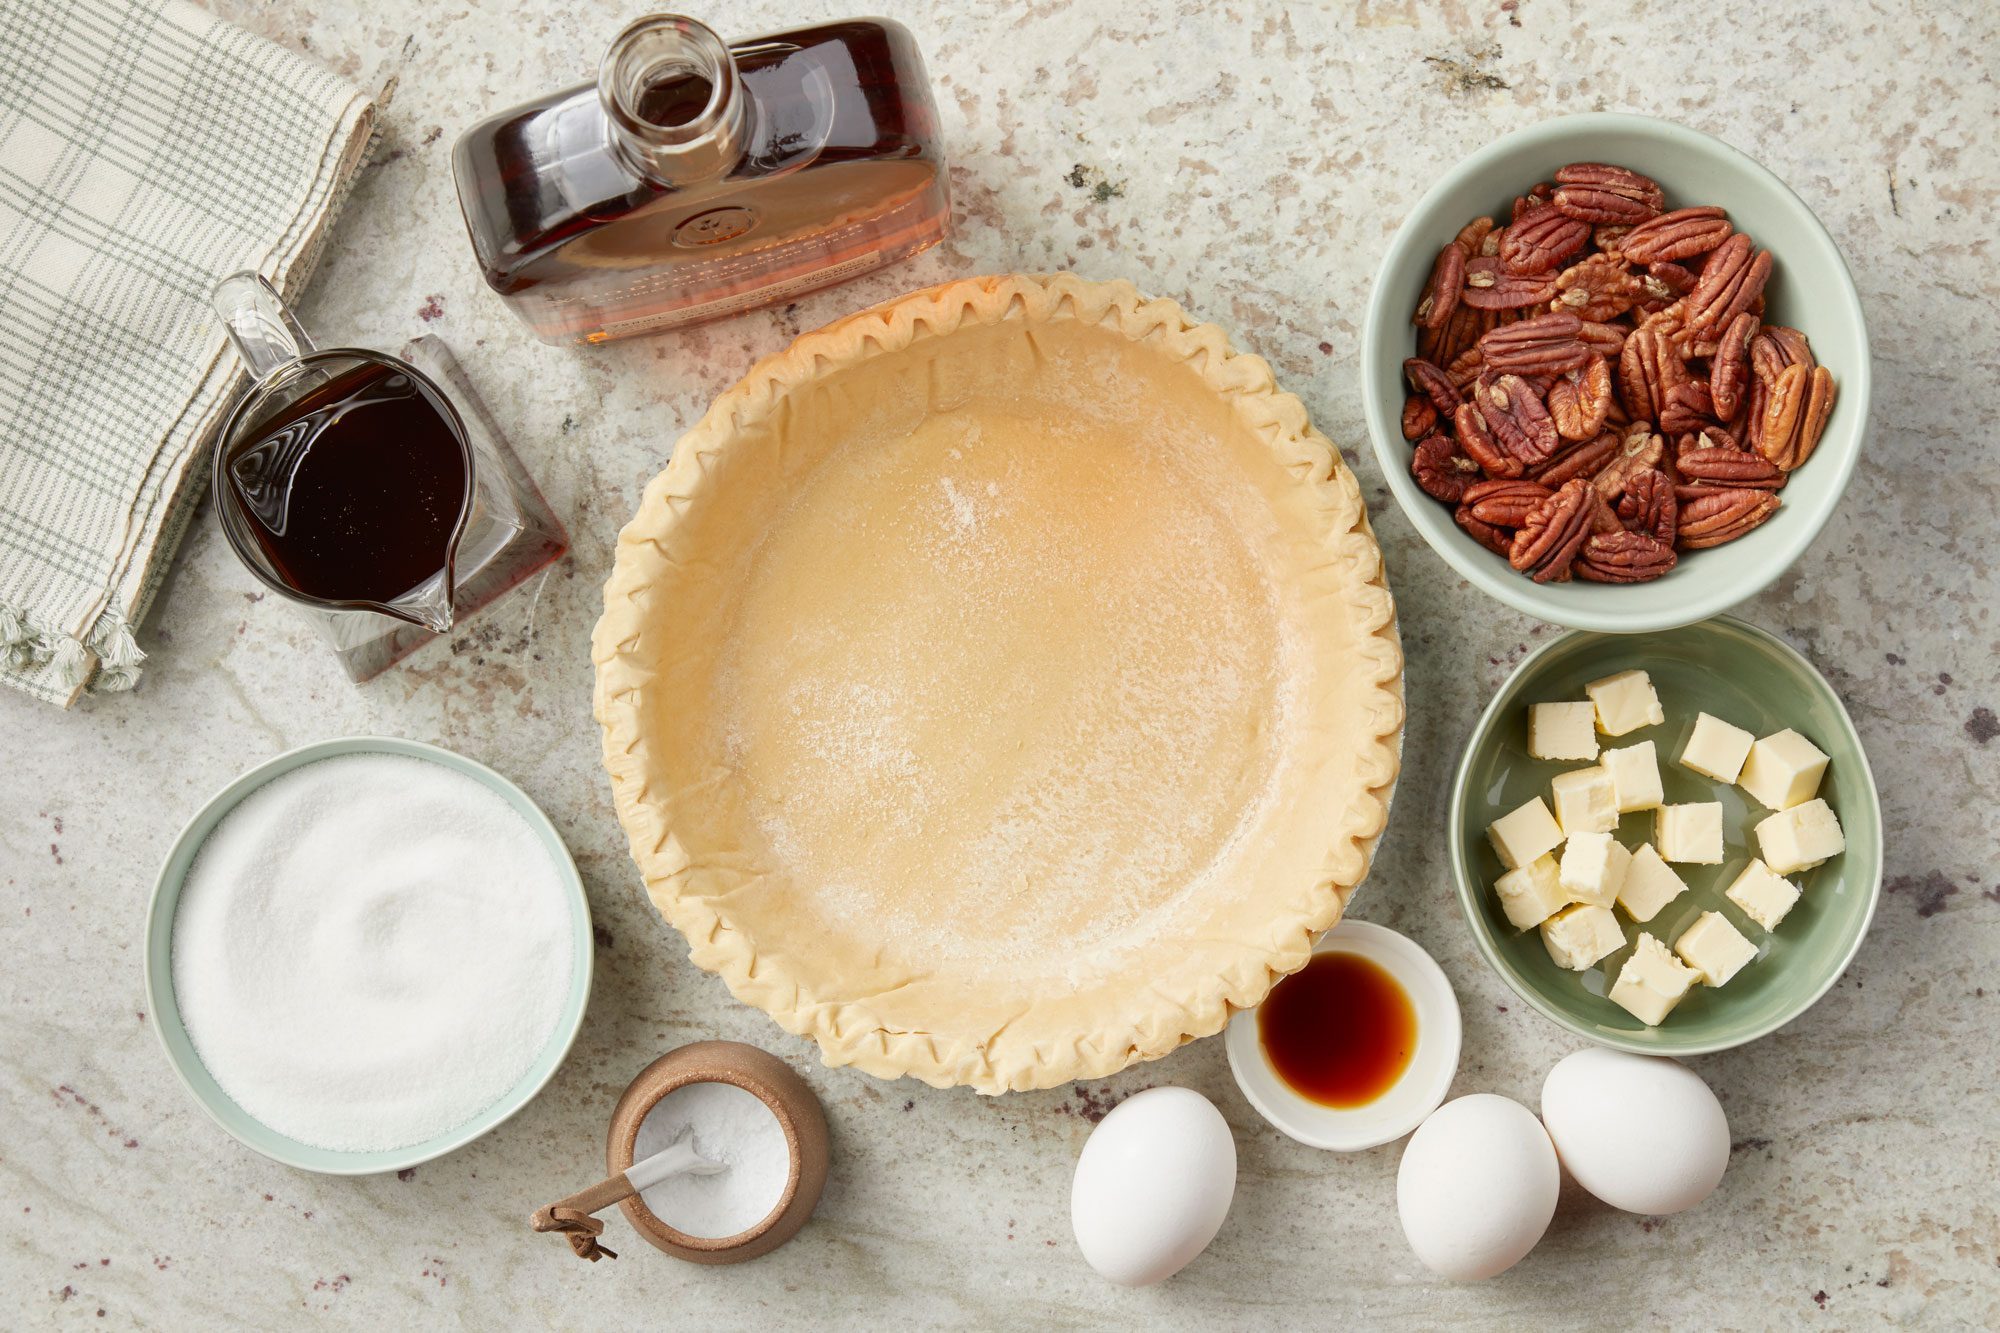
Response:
[593, 272, 1405, 1093]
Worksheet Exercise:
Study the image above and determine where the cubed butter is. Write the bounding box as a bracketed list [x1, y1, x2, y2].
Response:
[1754, 797, 1845, 875]
[1655, 802, 1725, 864]
[1495, 854, 1569, 931]
[1558, 831, 1632, 908]
[1608, 932, 1700, 1025]
[1529, 701, 1600, 761]
[1673, 911, 1759, 986]
[1739, 729, 1830, 811]
[1617, 843, 1689, 922]
[1585, 669, 1665, 737]
[1487, 796, 1565, 871]
[1680, 712, 1755, 783]
[1540, 902, 1626, 971]
[1601, 740, 1664, 812]
[1725, 858, 1801, 931]
[1551, 766, 1619, 837]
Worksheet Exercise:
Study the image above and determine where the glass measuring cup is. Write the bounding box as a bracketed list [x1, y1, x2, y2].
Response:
[210, 273, 567, 680]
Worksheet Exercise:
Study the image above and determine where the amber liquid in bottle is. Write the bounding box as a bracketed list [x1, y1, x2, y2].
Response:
[452, 16, 951, 345]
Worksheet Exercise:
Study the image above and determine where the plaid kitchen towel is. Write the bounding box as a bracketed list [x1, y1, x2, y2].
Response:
[0, 0, 372, 706]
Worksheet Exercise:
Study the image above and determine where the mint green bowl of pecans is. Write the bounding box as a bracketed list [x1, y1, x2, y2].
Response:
[1361, 112, 1871, 633]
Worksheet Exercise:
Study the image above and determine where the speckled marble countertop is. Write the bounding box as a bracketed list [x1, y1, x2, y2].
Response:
[5, 0, 1997, 1326]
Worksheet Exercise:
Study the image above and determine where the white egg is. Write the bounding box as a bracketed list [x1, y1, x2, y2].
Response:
[1396, 1093, 1558, 1280]
[1069, 1086, 1236, 1286]
[1540, 1047, 1729, 1216]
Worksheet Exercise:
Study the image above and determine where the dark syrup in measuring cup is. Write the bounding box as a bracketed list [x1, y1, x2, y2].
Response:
[225, 361, 468, 605]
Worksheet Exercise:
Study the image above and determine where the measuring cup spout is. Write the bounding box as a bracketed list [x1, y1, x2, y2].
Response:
[213, 271, 316, 381]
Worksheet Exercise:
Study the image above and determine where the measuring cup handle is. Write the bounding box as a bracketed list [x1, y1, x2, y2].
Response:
[212, 271, 316, 381]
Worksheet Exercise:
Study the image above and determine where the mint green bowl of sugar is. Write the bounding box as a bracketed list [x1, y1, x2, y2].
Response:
[144, 736, 593, 1175]
[1361, 111, 1872, 633]
[1449, 616, 1882, 1055]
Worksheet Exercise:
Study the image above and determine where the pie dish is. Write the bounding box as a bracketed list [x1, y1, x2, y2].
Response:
[594, 273, 1403, 1092]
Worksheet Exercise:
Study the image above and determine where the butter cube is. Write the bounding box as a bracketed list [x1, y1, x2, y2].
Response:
[1585, 669, 1665, 736]
[1529, 702, 1599, 761]
[1680, 712, 1755, 783]
[1495, 854, 1569, 931]
[1551, 766, 1619, 837]
[1617, 843, 1689, 922]
[1754, 798, 1845, 875]
[1488, 797, 1565, 871]
[1558, 831, 1632, 908]
[1655, 802, 1725, 864]
[1608, 932, 1700, 1024]
[1725, 858, 1800, 931]
[1739, 729, 1829, 811]
[1674, 911, 1759, 986]
[1540, 903, 1625, 971]
[1601, 740, 1664, 812]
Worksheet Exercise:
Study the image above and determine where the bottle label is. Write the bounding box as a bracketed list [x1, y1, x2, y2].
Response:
[584, 249, 895, 342]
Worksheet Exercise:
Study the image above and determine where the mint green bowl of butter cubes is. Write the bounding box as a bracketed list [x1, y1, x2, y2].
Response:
[1449, 616, 1882, 1055]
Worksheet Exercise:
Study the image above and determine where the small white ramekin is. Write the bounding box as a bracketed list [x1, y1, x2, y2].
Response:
[1226, 919, 1461, 1151]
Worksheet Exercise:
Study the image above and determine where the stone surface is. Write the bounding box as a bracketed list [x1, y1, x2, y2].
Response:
[5, 0, 1997, 1325]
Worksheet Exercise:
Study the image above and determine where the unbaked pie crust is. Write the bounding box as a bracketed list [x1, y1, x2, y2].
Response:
[594, 274, 1402, 1092]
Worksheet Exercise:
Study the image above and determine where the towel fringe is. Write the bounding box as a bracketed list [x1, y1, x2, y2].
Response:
[0, 600, 147, 693]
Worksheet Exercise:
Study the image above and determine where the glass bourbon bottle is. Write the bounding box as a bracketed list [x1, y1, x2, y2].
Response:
[453, 14, 951, 345]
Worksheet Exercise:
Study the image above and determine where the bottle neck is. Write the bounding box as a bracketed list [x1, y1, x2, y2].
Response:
[598, 15, 747, 185]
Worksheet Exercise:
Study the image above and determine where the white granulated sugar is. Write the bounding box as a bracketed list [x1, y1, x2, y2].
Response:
[634, 1081, 790, 1238]
[171, 754, 573, 1152]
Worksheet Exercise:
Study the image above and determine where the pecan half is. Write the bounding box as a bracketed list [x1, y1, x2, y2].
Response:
[1511, 183, 1555, 222]
[1480, 311, 1591, 374]
[1402, 394, 1438, 440]
[1751, 325, 1816, 384]
[1577, 319, 1628, 359]
[1501, 206, 1592, 275]
[1646, 260, 1697, 295]
[1677, 424, 1744, 454]
[1575, 530, 1677, 582]
[1446, 345, 1487, 391]
[1552, 163, 1665, 224]
[1680, 233, 1772, 346]
[1658, 379, 1717, 436]
[1746, 373, 1771, 453]
[1617, 468, 1677, 544]
[1403, 357, 1461, 415]
[1455, 216, 1497, 255]
[1463, 256, 1559, 310]
[1455, 505, 1514, 556]
[1547, 357, 1614, 441]
[1478, 373, 1562, 466]
[1427, 302, 1495, 367]
[1509, 478, 1595, 582]
[1618, 206, 1733, 265]
[1552, 253, 1645, 321]
[1531, 429, 1620, 487]
[1709, 311, 1759, 421]
[1676, 446, 1784, 495]
[1412, 431, 1480, 502]
[1453, 401, 1521, 479]
[1464, 478, 1554, 528]
[1592, 426, 1665, 501]
[1414, 242, 1467, 330]
[1618, 325, 1688, 424]
[1679, 488, 1780, 548]
[1756, 364, 1837, 471]
[1593, 224, 1634, 258]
